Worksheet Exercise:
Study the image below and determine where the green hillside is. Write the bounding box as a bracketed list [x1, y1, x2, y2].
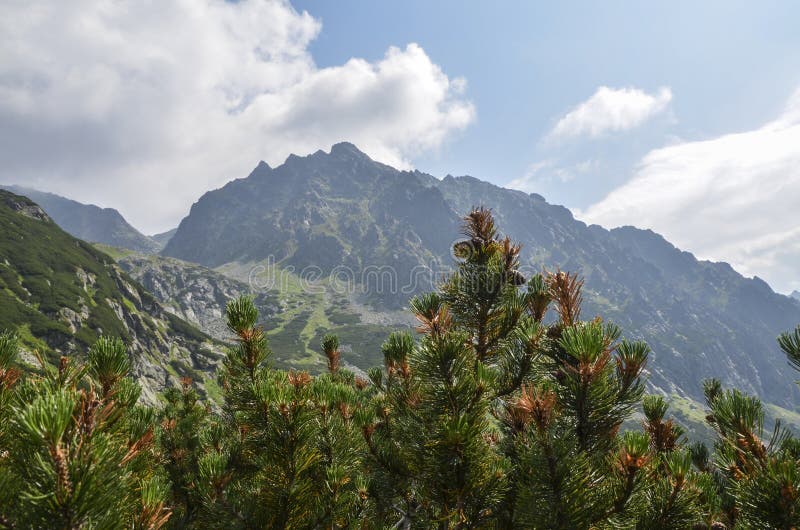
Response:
[1, 185, 159, 252]
[0, 190, 222, 402]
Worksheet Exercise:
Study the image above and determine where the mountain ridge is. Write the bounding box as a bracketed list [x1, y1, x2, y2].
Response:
[162, 143, 800, 409]
[0, 184, 160, 253]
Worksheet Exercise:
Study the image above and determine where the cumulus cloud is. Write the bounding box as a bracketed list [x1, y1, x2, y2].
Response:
[550, 86, 672, 139]
[581, 89, 800, 293]
[0, 0, 474, 233]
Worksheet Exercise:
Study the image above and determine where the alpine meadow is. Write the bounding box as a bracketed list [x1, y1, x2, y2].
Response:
[2, 1, 800, 528]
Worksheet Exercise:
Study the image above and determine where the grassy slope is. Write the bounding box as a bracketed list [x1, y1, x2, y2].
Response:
[0, 192, 222, 402]
[255, 267, 399, 373]
[0, 195, 129, 357]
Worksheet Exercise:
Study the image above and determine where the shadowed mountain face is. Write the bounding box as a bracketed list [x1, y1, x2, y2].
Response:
[0, 185, 159, 253]
[163, 143, 800, 408]
[0, 190, 222, 402]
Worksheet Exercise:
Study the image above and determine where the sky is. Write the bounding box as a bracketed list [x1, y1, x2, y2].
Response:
[1, 1, 799, 293]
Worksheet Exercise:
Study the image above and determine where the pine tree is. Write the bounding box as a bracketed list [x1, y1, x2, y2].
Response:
[4, 209, 800, 529]
[158, 376, 216, 527]
[188, 296, 370, 528]
[679, 324, 800, 529]
[0, 332, 170, 529]
[358, 208, 710, 528]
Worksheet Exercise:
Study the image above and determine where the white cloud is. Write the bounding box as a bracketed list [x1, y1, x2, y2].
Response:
[507, 159, 595, 192]
[0, 0, 474, 233]
[550, 86, 672, 139]
[581, 88, 800, 293]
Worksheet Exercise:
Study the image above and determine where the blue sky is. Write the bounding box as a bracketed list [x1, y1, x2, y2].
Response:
[1, 0, 799, 292]
[295, 0, 800, 208]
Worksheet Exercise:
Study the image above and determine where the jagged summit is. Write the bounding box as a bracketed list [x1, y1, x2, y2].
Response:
[329, 141, 370, 159]
[281, 142, 372, 167]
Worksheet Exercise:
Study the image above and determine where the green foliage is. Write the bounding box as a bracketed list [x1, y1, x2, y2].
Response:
[158, 377, 222, 527]
[0, 191, 133, 351]
[678, 331, 800, 529]
[88, 336, 131, 397]
[735, 456, 800, 529]
[321, 333, 340, 373]
[780, 325, 800, 373]
[0, 336, 169, 529]
[152, 298, 373, 528]
[3, 207, 800, 528]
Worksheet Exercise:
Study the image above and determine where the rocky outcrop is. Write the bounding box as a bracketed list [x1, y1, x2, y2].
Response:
[0, 191, 50, 221]
[118, 254, 279, 341]
[105, 261, 224, 403]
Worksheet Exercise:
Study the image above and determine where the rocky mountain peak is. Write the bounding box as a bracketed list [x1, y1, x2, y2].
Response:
[161, 142, 800, 409]
[329, 141, 372, 161]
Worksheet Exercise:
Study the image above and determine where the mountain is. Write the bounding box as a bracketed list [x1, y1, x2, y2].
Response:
[151, 228, 177, 250]
[163, 143, 455, 307]
[435, 174, 800, 403]
[0, 185, 159, 253]
[0, 190, 222, 402]
[161, 143, 800, 414]
[116, 252, 401, 375]
[792, 290, 800, 302]
[117, 253, 279, 341]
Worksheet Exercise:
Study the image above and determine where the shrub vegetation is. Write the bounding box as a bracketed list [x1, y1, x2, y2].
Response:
[1, 209, 799, 528]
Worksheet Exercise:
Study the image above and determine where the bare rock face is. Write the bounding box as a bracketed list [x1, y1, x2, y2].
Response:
[162, 143, 455, 309]
[57, 305, 89, 334]
[103, 261, 225, 403]
[0, 192, 50, 221]
[118, 254, 279, 341]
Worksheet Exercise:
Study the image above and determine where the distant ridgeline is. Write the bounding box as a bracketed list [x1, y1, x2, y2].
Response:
[0, 184, 167, 252]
